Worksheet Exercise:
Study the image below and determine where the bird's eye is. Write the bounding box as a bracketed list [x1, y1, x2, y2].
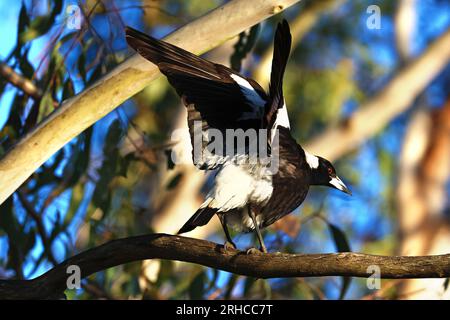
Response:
[327, 167, 333, 175]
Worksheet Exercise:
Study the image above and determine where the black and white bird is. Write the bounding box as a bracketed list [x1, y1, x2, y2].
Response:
[126, 20, 351, 253]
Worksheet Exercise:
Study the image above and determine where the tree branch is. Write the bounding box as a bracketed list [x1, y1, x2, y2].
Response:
[0, 233, 448, 299]
[306, 26, 450, 161]
[0, 62, 43, 99]
[16, 191, 58, 266]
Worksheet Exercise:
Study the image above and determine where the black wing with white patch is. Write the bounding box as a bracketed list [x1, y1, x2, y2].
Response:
[125, 27, 268, 128]
[265, 20, 292, 142]
[126, 27, 268, 169]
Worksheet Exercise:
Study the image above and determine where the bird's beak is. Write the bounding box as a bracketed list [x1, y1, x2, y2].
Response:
[329, 176, 352, 195]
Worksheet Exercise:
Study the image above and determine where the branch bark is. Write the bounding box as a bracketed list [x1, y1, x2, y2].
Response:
[0, 0, 301, 205]
[0, 233, 448, 299]
[0, 62, 43, 99]
[394, 0, 416, 64]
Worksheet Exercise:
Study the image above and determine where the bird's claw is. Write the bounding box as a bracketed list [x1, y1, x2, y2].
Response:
[223, 241, 237, 252]
[246, 247, 264, 255]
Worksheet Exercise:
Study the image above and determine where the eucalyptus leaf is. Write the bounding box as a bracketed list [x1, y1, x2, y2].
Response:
[230, 24, 260, 72]
[326, 221, 352, 300]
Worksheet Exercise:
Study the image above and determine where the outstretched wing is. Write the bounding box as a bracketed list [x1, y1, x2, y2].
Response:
[265, 20, 292, 143]
[125, 27, 268, 169]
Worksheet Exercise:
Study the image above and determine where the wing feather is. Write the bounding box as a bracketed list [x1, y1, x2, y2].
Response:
[265, 20, 292, 141]
[126, 26, 268, 169]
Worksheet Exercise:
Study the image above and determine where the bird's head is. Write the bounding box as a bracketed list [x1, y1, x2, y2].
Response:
[304, 151, 351, 195]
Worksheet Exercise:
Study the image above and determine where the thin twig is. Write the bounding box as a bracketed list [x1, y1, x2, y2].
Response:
[0, 63, 42, 99]
[16, 191, 57, 266]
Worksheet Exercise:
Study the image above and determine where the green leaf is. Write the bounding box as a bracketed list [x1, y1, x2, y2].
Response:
[62, 78, 75, 101]
[230, 24, 260, 72]
[18, 3, 30, 32]
[165, 149, 176, 170]
[64, 183, 86, 226]
[0, 196, 37, 275]
[166, 173, 183, 190]
[78, 50, 87, 84]
[118, 153, 136, 178]
[10, 93, 27, 133]
[328, 223, 351, 253]
[224, 274, 239, 299]
[243, 277, 257, 298]
[87, 63, 104, 85]
[37, 91, 55, 122]
[59, 31, 77, 44]
[188, 272, 206, 299]
[16, 3, 30, 48]
[326, 221, 352, 300]
[206, 268, 219, 292]
[23, 98, 40, 134]
[0, 93, 24, 148]
[40, 46, 65, 92]
[156, 260, 174, 286]
[19, 1, 63, 43]
[18, 55, 35, 78]
[28, 149, 65, 192]
[64, 128, 92, 187]
[92, 120, 124, 214]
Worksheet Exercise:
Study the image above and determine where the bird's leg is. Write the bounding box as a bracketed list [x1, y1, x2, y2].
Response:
[248, 206, 268, 253]
[218, 213, 236, 251]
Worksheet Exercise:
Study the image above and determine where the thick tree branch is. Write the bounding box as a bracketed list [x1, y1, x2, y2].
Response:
[0, 233, 448, 299]
[0, 0, 301, 205]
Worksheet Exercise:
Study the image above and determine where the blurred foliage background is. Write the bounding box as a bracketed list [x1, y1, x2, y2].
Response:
[0, 0, 449, 300]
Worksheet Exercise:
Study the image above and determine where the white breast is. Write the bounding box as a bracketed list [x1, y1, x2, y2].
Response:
[201, 163, 273, 212]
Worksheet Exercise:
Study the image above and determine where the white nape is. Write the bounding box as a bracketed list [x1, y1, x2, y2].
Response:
[304, 150, 319, 169]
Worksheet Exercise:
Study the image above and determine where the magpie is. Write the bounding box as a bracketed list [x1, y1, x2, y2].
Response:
[126, 20, 351, 253]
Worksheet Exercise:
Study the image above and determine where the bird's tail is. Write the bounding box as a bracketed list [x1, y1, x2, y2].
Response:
[177, 206, 217, 234]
